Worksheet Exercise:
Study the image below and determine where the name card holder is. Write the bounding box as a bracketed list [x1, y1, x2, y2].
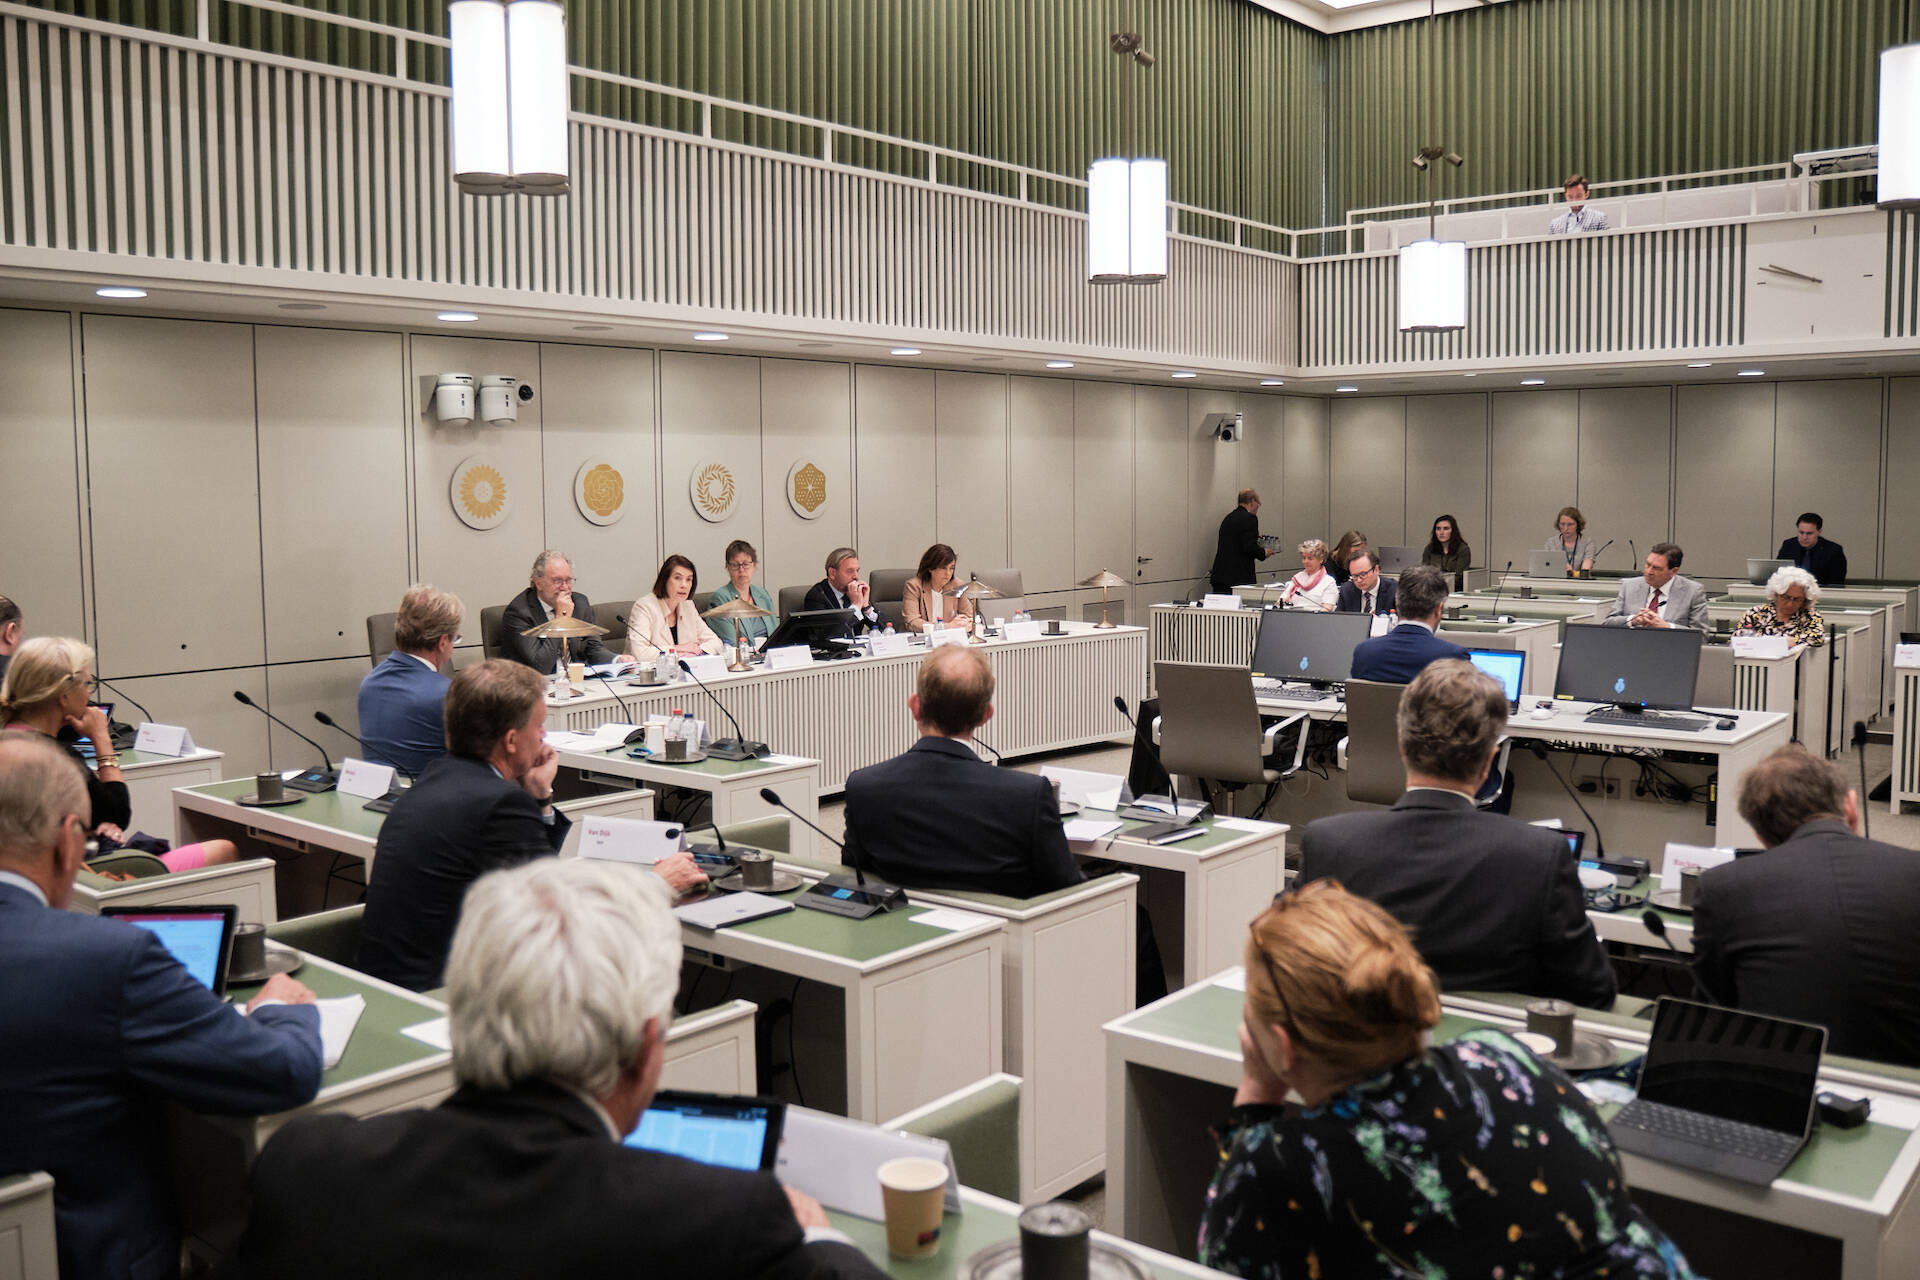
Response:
[337, 758, 397, 800]
[1003, 620, 1043, 642]
[579, 816, 683, 865]
[1201, 593, 1242, 610]
[132, 723, 196, 757]
[765, 645, 815, 670]
[1731, 634, 1792, 659]
[870, 631, 913, 657]
[681, 654, 730, 683]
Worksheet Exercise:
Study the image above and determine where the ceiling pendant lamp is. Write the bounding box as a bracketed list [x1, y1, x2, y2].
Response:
[450, 0, 570, 195]
[1088, 11, 1166, 284]
[1879, 43, 1920, 209]
[1398, 0, 1466, 333]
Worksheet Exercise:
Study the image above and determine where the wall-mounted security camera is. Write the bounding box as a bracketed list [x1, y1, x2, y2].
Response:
[517, 382, 535, 403]
[479, 375, 519, 424]
[1203, 411, 1242, 444]
[433, 373, 476, 425]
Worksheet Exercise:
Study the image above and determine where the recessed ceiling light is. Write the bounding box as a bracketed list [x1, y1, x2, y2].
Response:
[96, 286, 148, 299]
[1461, 372, 1478, 378]
[573, 324, 611, 332]
[890, 347, 922, 356]
[1737, 369, 1766, 377]
[692, 331, 729, 342]
[1260, 378, 1285, 386]
[1046, 360, 1075, 369]
[797, 341, 834, 349]
[1335, 384, 1359, 393]
[1686, 361, 1712, 368]
[1521, 377, 1546, 386]
[436, 311, 479, 323]
[277, 302, 326, 312]
[1171, 371, 1198, 379]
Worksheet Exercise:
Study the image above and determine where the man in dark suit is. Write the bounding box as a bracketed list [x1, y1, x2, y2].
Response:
[499, 549, 633, 672]
[357, 659, 706, 991]
[802, 546, 882, 637]
[241, 857, 886, 1280]
[1209, 488, 1271, 594]
[1692, 745, 1920, 1065]
[1335, 548, 1397, 616]
[0, 731, 323, 1280]
[1298, 661, 1616, 1008]
[1777, 511, 1848, 587]
[1348, 564, 1467, 683]
[357, 583, 461, 777]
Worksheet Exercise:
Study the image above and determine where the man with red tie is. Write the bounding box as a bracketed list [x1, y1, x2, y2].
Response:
[1601, 542, 1709, 634]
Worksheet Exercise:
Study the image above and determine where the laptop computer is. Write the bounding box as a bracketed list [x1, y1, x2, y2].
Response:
[1607, 997, 1826, 1186]
[1527, 549, 1567, 579]
[1747, 557, 1792, 585]
[625, 1091, 785, 1171]
[1465, 647, 1526, 711]
[101, 904, 240, 997]
[1376, 545, 1418, 574]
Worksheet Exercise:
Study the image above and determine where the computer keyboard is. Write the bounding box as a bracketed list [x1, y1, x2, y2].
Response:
[1611, 1100, 1802, 1164]
[1584, 708, 1711, 732]
[1251, 679, 1335, 701]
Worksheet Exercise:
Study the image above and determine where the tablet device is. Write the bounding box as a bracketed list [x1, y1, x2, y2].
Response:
[624, 1091, 785, 1171]
[101, 904, 239, 996]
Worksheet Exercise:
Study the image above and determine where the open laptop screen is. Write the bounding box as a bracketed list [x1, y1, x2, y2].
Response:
[1636, 998, 1826, 1136]
[624, 1091, 784, 1171]
[101, 905, 237, 995]
[1465, 648, 1526, 704]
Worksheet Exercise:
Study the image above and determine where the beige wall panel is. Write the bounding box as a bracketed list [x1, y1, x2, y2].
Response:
[1329, 397, 1406, 549]
[1133, 385, 1188, 589]
[0, 308, 85, 641]
[1183, 390, 1240, 587]
[538, 343, 660, 596]
[256, 327, 411, 665]
[1884, 380, 1920, 579]
[1073, 381, 1133, 585]
[410, 336, 547, 628]
[660, 351, 764, 596]
[1008, 377, 1077, 595]
[266, 656, 375, 768]
[1674, 384, 1777, 580]
[1404, 394, 1487, 566]
[1773, 380, 1882, 572]
[760, 359, 853, 599]
[934, 370, 1010, 573]
[1279, 397, 1330, 557]
[116, 667, 271, 780]
[854, 366, 937, 579]
[84, 316, 264, 678]
[1490, 390, 1577, 571]
[1236, 394, 1288, 584]
[1577, 386, 1673, 573]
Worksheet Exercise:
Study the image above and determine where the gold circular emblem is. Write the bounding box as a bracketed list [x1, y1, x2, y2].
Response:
[582, 464, 623, 517]
[691, 462, 737, 522]
[786, 459, 828, 520]
[450, 455, 511, 530]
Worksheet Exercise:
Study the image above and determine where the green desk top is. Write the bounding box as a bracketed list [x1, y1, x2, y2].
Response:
[1098, 815, 1278, 856]
[184, 779, 388, 842]
[713, 893, 985, 963]
[827, 1201, 1205, 1279]
[119, 748, 215, 768]
[575, 744, 806, 777]
[227, 960, 445, 1088]
[1119, 980, 1915, 1201]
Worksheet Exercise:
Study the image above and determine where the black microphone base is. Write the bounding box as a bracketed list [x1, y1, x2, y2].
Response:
[361, 788, 401, 814]
[705, 738, 769, 762]
[796, 873, 911, 919]
[283, 768, 339, 794]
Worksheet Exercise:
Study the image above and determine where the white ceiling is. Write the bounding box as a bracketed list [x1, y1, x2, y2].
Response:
[1248, 0, 1516, 35]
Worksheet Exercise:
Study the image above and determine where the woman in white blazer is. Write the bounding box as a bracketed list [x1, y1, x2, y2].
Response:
[627, 555, 723, 658]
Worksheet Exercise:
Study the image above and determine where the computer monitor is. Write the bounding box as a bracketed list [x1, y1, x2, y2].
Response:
[101, 904, 238, 996]
[762, 608, 857, 654]
[624, 1091, 785, 1171]
[1375, 545, 1417, 574]
[1465, 647, 1526, 706]
[1250, 610, 1372, 684]
[1554, 623, 1703, 711]
[1747, 558, 1791, 586]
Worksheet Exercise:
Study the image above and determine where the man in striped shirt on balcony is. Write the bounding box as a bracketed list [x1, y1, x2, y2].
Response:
[1549, 174, 1610, 234]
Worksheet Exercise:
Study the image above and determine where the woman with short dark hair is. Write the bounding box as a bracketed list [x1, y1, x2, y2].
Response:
[626, 556, 722, 658]
[902, 543, 975, 633]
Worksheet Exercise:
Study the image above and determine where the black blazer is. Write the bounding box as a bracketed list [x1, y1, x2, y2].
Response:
[1210, 505, 1268, 590]
[1777, 536, 1848, 587]
[357, 754, 570, 991]
[499, 586, 620, 670]
[238, 1080, 887, 1280]
[842, 737, 1083, 898]
[1348, 623, 1470, 685]
[1335, 577, 1397, 616]
[801, 578, 879, 636]
[1298, 791, 1617, 1009]
[1692, 819, 1920, 1066]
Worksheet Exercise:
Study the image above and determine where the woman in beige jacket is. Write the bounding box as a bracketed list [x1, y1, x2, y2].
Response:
[627, 554, 723, 658]
[901, 543, 976, 633]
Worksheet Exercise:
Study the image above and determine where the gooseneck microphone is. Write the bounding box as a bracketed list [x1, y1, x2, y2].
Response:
[313, 711, 411, 811]
[1588, 539, 1614, 570]
[759, 787, 849, 861]
[93, 677, 153, 725]
[91, 676, 153, 751]
[677, 659, 768, 761]
[759, 786, 908, 916]
[1641, 909, 1718, 1004]
[1525, 741, 1605, 856]
[1489, 560, 1514, 620]
[312, 712, 416, 783]
[1853, 720, 1873, 838]
[232, 690, 337, 792]
[969, 732, 1005, 765]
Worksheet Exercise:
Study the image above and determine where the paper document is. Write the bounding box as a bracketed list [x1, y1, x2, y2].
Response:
[401, 1016, 453, 1051]
[760, 753, 810, 766]
[1660, 842, 1736, 891]
[315, 995, 365, 1069]
[1063, 817, 1124, 842]
[1040, 766, 1125, 811]
[1212, 817, 1281, 834]
[585, 659, 638, 677]
[910, 907, 993, 932]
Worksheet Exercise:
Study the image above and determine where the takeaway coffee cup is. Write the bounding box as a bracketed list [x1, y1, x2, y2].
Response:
[878, 1157, 947, 1259]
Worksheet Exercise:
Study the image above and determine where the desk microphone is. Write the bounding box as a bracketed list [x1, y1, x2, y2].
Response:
[758, 786, 908, 915]
[676, 659, 768, 761]
[969, 732, 1006, 765]
[313, 711, 412, 811]
[1853, 720, 1873, 838]
[1587, 540, 1613, 574]
[1525, 741, 1605, 855]
[682, 819, 732, 864]
[1488, 560, 1514, 620]
[93, 676, 153, 751]
[1641, 909, 1717, 1004]
[232, 691, 337, 792]
[93, 676, 153, 724]
[1629, 540, 1637, 576]
[596, 675, 639, 725]
[1112, 695, 1194, 821]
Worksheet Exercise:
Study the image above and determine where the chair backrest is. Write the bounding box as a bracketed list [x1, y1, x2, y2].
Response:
[1695, 641, 1735, 709]
[776, 584, 811, 623]
[366, 612, 399, 666]
[597, 599, 635, 645]
[265, 903, 365, 968]
[1154, 662, 1269, 786]
[882, 1074, 1023, 1205]
[869, 569, 912, 604]
[1344, 678, 1409, 805]
[971, 567, 1025, 619]
[480, 605, 508, 659]
[876, 599, 907, 630]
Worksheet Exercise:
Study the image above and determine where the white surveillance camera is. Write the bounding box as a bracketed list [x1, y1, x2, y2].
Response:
[479, 375, 519, 424]
[433, 373, 475, 425]
[1203, 411, 1241, 444]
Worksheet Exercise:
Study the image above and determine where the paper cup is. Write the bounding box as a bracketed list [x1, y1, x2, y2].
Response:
[567, 661, 586, 688]
[878, 1156, 947, 1259]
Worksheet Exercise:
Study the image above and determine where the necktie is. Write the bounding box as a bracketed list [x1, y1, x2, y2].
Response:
[1363, 590, 1374, 615]
[1650, 589, 1664, 616]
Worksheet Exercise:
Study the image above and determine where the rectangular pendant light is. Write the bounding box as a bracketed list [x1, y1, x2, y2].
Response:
[506, 0, 570, 193]
[451, 0, 569, 195]
[1398, 238, 1468, 332]
[1088, 157, 1168, 284]
[449, 0, 510, 191]
[1880, 43, 1920, 209]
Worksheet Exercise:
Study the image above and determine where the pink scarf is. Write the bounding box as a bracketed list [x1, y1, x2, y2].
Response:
[1283, 569, 1326, 602]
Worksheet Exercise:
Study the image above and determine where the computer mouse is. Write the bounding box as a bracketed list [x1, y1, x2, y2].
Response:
[1529, 704, 1555, 720]
[1716, 717, 1737, 731]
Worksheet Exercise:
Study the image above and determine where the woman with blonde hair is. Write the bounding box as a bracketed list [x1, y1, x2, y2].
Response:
[1280, 540, 1338, 612]
[1199, 880, 1695, 1280]
[1, 636, 236, 872]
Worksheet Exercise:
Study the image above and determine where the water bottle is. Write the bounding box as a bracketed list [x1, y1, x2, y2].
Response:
[884, 622, 896, 637]
[682, 710, 700, 746]
[666, 709, 685, 742]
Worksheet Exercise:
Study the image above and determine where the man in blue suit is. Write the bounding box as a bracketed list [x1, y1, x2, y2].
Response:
[1349, 564, 1467, 683]
[1334, 549, 1397, 616]
[359, 583, 463, 777]
[0, 731, 323, 1280]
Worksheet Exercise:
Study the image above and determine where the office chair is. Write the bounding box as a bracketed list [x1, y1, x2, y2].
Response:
[973, 567, 1025, 618]
[1341, 678, 1511, 808]
[598, 599, 635, 646]
[1694, 642, 1734, 709]
[366, 612, 398, 667]
[776, 584, 811, 623]
[1151, 661, 1307, 819]
[480, 605, 507, 659]
[869, 569, 912, 604]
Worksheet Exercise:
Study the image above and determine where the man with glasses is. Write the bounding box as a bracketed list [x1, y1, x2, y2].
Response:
[359, 584, 464, 777]
[1334, 550, 1396, 617]
[499, 550, 634, 672]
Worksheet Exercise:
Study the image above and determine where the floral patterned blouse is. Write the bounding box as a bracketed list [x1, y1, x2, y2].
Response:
[1738, 603, 1827, 648]
[1198, 1029, 1697, 1280]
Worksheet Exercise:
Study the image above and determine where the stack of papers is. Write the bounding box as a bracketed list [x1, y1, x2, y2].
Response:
[544, 722, 639, 752]
[315, 995, 365, 1068]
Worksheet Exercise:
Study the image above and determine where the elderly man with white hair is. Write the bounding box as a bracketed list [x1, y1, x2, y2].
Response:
[1735, 565, 1827, 648]
[239, 857, 887, 1279]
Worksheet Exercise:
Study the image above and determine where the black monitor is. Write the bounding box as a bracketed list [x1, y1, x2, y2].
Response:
[1251, 610, 1372, 684]
[762, 608, 857, 654]
[1554, 623, 1702, 711]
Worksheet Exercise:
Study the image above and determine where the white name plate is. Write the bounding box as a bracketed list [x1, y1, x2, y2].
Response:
[1730, 634, 1791, 659]
[337, 757, 397, 800]
[765, 644, 815, 669]
[1897, 643, 1920, 670]
[927, 629, 969, 649]
[132, 722, 196, 757]
[869, 631, 913, 656]
[579, 816, 683, 865]
[1002, 620, 1043, 642]
[680, 654, 729, 683]
[1201, 593, 1242, 610]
